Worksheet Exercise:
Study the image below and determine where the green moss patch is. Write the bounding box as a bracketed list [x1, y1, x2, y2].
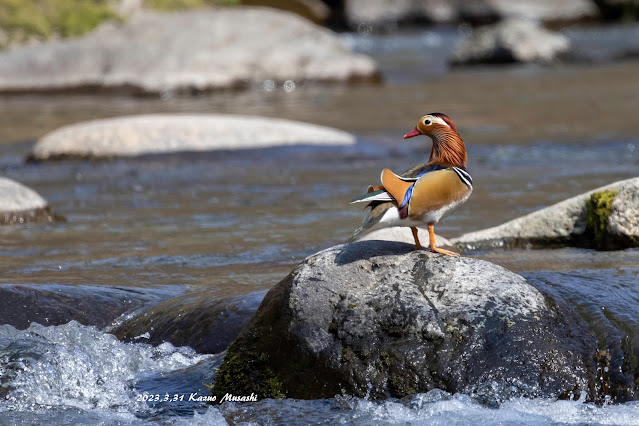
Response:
[0, 0, 121, 48]
[146, 0, 238, 11]
[585, 190, 618, 250]
[212, 350, 285, 401]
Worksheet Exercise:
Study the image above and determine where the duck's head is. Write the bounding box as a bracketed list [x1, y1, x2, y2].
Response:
[403, 113, 458, 140]
[403, 112, 467, 167]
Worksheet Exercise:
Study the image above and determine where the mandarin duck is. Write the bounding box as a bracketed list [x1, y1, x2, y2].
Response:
[348, 113, 472, 257]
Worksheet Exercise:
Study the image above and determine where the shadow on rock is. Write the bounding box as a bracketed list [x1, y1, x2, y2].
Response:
[334, 240, 415, 265]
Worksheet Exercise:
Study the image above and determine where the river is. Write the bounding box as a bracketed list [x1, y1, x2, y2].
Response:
[0, 26, 638, 425]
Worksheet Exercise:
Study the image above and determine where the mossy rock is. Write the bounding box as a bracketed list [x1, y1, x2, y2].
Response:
[585, 190, 618, 250]
[146, 0, 238, 11]
[213, 351, 285, 400]
[0, 0, 121, 48]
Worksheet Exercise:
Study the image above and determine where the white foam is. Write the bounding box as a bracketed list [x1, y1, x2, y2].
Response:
[0, 321, 211, 415]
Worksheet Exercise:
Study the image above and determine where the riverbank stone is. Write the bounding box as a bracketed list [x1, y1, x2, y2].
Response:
[449, 18, 571, 66]
[212, 241, 599, 402]
[0, 8, 378, 95]
[112, 290, 266, 354]
[28, 114, 356, 161]
[452, 177, 639, 251]
[0, 177, 60, 225]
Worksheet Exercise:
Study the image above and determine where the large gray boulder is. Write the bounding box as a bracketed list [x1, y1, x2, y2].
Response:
[0, 8, 378, 95]
[450, 18, 571, 65]
[28, 114, 355, 161]
[453, 177, 639, 251]
[0, 177, 58, 225]
[213, 241, 599, 402]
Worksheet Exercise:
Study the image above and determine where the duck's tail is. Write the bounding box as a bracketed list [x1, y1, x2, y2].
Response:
[347, 200, 398, 242]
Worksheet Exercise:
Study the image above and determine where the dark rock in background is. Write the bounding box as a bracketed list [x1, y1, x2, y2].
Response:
[342, 0, 598, 30]
[449, 18, 571, 66]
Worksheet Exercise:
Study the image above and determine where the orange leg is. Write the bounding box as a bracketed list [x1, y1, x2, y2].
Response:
[427, 224, 459, 257]
[410, 227, 423, 250]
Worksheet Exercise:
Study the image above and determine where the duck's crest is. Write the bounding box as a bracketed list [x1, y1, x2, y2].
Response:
[430, 112, 457, 133]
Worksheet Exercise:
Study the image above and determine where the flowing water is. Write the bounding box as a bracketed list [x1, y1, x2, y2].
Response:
[1, 26, 639, 424]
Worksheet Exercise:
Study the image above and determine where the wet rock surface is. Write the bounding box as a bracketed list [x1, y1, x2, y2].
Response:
[113, 290, 266, 354]
[0, 284, 175, 329]
[28, 114, 355, 161]
[0, 177, 59, 225]
[213, 241, 600, 402]
[452, 177, 639, 251]
[450, 18, 571, 65]
[0, 8, 378, 95]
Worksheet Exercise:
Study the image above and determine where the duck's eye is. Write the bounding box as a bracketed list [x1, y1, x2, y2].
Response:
[423, 119, 432, 126]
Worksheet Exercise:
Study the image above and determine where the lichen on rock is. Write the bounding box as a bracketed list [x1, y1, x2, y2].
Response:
[585, 189, 618, 249]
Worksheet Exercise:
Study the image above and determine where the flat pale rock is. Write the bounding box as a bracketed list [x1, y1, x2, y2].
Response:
[452, 177, 639, 250]
[29, 114, 356, 161]
[0, 177, 56, 225]
[0, 8, 378, 95]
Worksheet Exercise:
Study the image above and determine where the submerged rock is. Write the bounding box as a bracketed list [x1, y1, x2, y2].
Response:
[0, 8, 378, 95]
[113, 290, 266, 354]
[0, 284, 173, 329]
[452, 177, 639, 251]
[213, 241, 599, 402]
[0, 177, 60, 225]
[28, 114, 355, 161]
[450, 18, 571, 65]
